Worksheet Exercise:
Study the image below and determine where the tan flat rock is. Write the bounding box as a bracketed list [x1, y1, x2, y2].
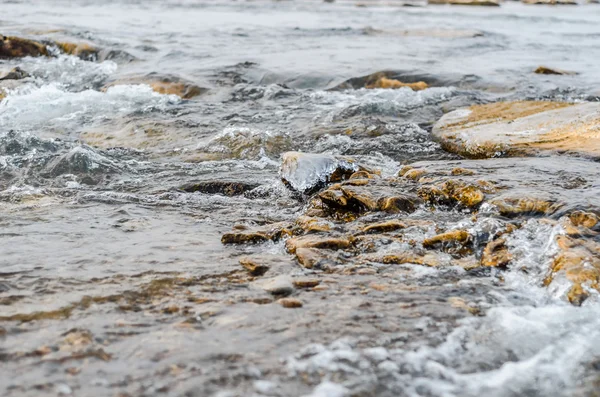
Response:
[432, 101, 600, 159]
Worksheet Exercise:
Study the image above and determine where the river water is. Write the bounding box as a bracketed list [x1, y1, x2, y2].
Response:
[1, 1, 600, 396]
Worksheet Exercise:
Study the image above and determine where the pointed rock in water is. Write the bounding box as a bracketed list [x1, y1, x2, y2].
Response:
[432, 101, 600, 159]
[0, 67, 30, 81]
[280, 152, 358, 195]
[534, 66, 577, 76]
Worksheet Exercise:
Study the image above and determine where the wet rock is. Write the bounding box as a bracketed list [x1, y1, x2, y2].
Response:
[432, 101, 600, 159]
[295, 248, 327, 269]
[365, 76, 428, 91]
[56, 41, 100, 61]
[0, 35, 48, 59]
[196, 127, 293, 161]
[333, 71, 443, 91]
[292, 279, 320, 289]
[277, 298, 303, 308]
[378, 195, 423, 213]
[43, 146, 122, 177]
[422, 229, 470, 248]
[285, 235, 355, 254]
[418, 179, 484, 208]
[363, 252, 442, 267]
[280, 152, 358, 195]
[361, 220, 408, 234]
[450, 167, 475, 176]
[296, 216, 332, 233]
[480, 237, 512, 267]
[546, 234, 600, 305]
[569, 211, 599, 229]
[221, 222, 293, 245]
[534, 66, 577, 75]
[489, 197, 562, 217]
[261, 276, 294, 296]
[239, 258, 270, 276]
[0, 67, 30, 81]
[104, 73, 208, 99]
[179, 181, 259, 196]
[317, 181, 422, 216]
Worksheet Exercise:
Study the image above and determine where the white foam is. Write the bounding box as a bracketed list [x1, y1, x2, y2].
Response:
[0, 83, 180, 133]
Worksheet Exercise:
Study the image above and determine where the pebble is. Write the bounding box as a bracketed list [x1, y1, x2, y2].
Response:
[261, 276, 294, 296]
[277, 298, 303, 308]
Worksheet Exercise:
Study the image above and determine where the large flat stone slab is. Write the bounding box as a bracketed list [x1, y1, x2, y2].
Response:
[432, 101, 600, 159]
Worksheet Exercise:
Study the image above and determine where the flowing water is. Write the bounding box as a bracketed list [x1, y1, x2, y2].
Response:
[1, 1, 600, 396]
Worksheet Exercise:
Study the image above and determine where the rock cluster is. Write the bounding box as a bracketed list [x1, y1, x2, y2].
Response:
[224, 151, 600, 305]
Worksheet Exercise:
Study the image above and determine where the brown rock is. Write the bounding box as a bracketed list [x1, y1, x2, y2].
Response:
[366, 76, 428, 91]
[402, 168, 428, 181]
[569, 211, 599, 229]
[481, 238, 512, 267]
[362, 219, 407, 234]
[295, 248, 325, 269]
[277, 298, 303, 308]
[369, 252, 441, 267]
[534, 66, 577, 76]
[490, 197, 562, 217]
[239, 258, 270, 276]
[349, 170, 376, 180]
[419, 179, 484, 208]
[339, 186, 380, 211]
[222, 222, 292, 244]
[423, 229, 470, 248]
[104, 74, 208, 99]
[378, 195, 422, 213]
[433, 101, 600, 159]
[546, 234, 600, 305]
[0, 35, 48, 59]
[56, 41, 99, 61]
[296, 216, 331, 233]
[286, 235, 354, 254]
[451, 167, 475, 176]
[293, 279, 321, 289]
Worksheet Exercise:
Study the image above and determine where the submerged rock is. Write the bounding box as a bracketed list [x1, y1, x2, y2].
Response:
[221, 222, 294, 245]
[432, 101, 600, 159]
[56, 41, 100, 61]
[0, 35, 48, 59]
[280, 152, 359, 195]
[534, 66, 577, 75]
[104, 74, 208, 99]
[178, 181, 259, 196]
[239, 257, 270, 276]
[365, 76, 428, 91]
